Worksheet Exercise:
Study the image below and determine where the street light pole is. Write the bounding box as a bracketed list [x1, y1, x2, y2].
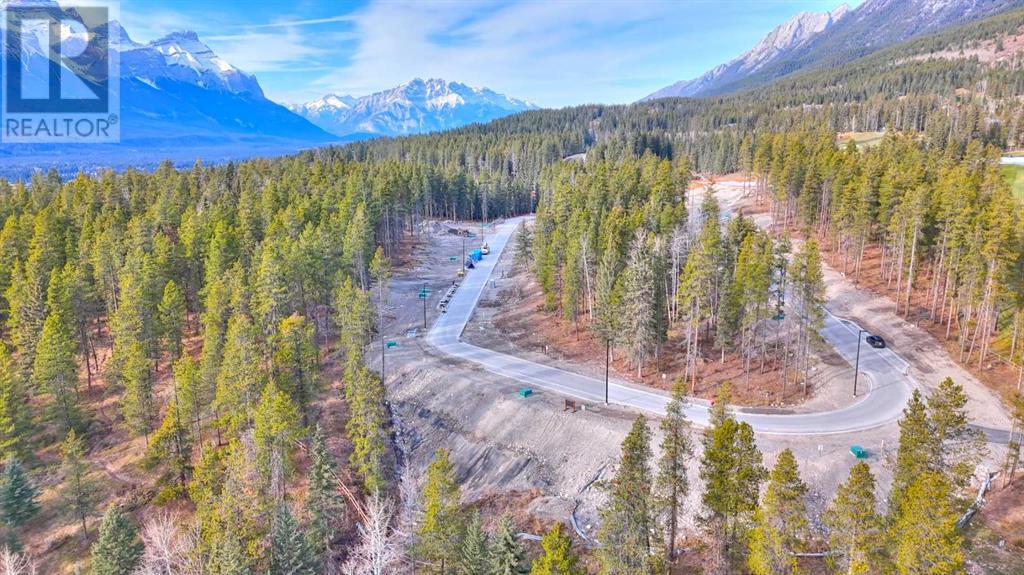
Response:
[853, 329, 864, 397]
[605, 338, 610, 405]
[422, 281, 427, 329]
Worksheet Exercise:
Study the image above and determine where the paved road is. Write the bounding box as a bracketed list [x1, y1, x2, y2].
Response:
[426, 217, 916, 435]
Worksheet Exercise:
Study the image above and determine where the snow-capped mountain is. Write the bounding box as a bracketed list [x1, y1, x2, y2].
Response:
[120, 29, 265, 97]
[643, 5, 849, 100]
[293, 78, 537, 138]
[644, 0, 1024, 100]
[1, 7, 333, 174]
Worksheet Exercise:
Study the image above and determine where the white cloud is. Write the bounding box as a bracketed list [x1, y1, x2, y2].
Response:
[204, 29, 330, 74]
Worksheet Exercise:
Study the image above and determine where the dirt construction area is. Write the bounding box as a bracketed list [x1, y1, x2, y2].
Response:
[375, 219, 936, 545]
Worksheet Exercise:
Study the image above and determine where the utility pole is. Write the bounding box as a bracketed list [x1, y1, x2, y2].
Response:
[379, 273, 386, 384]
[853, 329, 864, 397]
[605, 338, 611, 405]
[462, 234, 466, 272]
[422, 281, 428, 329]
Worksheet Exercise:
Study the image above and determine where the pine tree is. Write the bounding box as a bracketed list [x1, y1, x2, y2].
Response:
[252, 381, 303, 479]
[157, 279, 186, 360]
[823, 462, 885, 575]
[416, 449, 464, 571]
[305, 424, 342, 566]
[120, 340, 156, 439]
[0, 457, 38, 529]
[60, 429, 95, 537]
[268, 504, 316, 575]
[892, 472, 964, 575]
[927, 377, 986, 493]
[345, 357, 389, 495]
[748, 450, 808, 575]
[32, 310, 82, 433]
[489, 513, 526, 575]
[144, 364, 194, 487]
[598, 416, 655, 574]
[459, 512, 489, 575]
[787, 239, 825, 388]
[214, 312, 266, 434]
[530, 522, 583, 575]
[700, 398, 766, 558]
[656, 380, 692, 566]
[889, 390, 936, 521]
[90, 506, 144, 575]
[272, 314, 319, 425]
[592, 248, 621, 348]
[0, 343, 32, 461]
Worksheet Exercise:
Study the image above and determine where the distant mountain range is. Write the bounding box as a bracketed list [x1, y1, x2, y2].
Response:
[290, 79, 537, 138]
[644, 0, 1024, 100]
[0, 3, 535, 175]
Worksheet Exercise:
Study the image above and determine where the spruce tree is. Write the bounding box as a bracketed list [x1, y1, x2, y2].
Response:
[90, 506, 144, 575]
[459, 512, 489, 575]
[269, 504, 316, 575]
[823, 462, 885, 575]
[620, 232, 660, 377]
[0, 343, 32, 460]
[305, 424, 342, 565]
[489, 513, 526, 575]
[416, 449, 464, 571]
[0, 457, 38, 529]
[598, 416, 655, 574]
[748, 450, 808, 575]
[60, 429, 95, 537]
[530, 522, 583, 575]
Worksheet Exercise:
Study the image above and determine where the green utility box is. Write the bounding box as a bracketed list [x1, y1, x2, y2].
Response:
[850, 445, 868, 459]
[518, 388, 533, 398]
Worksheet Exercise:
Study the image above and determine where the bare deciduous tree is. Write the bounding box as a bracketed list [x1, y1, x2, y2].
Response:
[342, 495, 399, 575]
[0, 548, 35, 575]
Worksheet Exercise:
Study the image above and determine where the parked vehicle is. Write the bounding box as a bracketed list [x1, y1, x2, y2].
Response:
[469, 249, 483, 261]
[866, 335, 885, 349]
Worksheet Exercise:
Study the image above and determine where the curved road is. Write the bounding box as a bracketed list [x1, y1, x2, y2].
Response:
[426, 217, 914, 435]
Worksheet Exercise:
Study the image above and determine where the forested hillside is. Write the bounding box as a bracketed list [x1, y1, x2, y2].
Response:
[0, 156, 532, 572]
[337, 7, 1024, 182]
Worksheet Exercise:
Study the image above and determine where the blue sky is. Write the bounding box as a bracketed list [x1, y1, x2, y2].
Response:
[118, 0, 857, 107]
